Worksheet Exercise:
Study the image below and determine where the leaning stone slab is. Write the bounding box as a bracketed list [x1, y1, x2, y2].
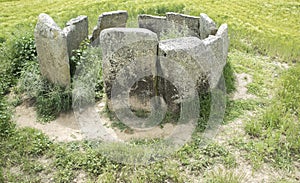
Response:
[91, 10, 128, 46]
[34, 13, 70, 87]
[63, 15, 88, 57]
[199, 13, 217, 39]
[138, 14, 169, 38]
[100, 28, 158, 112]
[166, 12, 200, 37]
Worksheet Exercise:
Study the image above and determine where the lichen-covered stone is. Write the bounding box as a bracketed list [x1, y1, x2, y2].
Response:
[216, 24, 229, 62]
[63, 15, 88, 56]
[100, 28, 158, 111]
[34, 13, 70, 87]
[202, 24, 228, 88]
[199, 13, 217, 39]
[138, 14, 169, 38]
[158, 37, 211, 101]
[166, 12, 200, 37]
[91, 10, 128, 46]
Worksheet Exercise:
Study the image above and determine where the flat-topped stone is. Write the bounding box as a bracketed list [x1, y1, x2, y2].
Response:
[100, 28, 158, 111]
[166, 12, 200, 37]
[91, 10, 128, 46]
[138, 14, 169, 38]
[63, 15, 88, 56]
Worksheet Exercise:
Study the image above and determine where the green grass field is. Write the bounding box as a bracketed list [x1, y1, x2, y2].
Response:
[1, 0, 299, 61]
[0, 0, 299, 182]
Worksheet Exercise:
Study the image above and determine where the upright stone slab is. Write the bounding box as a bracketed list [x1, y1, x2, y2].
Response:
[100, 28, 158, 111]
[158, 37, 218, 107]
[202, 23, 228, 88]
[216, 24, 229, 62]
[138, 14, 169, 39]
[166, 12, 200, 37]
[199, 13, 217, 40]
[91, 10, 128, 46]
[34, 13, 70, 87]
[63, 15, 88, 57]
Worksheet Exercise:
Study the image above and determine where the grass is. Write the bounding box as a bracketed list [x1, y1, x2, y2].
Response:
[0, 0, 299, 62]
[0, 0, 299, 182]
[205, 168, 247, 183]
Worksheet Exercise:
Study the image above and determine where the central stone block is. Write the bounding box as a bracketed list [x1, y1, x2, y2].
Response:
[100, 28, 158, 112]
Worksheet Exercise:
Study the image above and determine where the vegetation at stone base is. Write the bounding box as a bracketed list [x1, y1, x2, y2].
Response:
[0, 0, 299, 182]
[71, 45, 104, 109]
[0, 30, 104, 122]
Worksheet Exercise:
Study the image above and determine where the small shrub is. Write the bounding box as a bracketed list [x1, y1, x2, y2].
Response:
[35, 81, 72, 122]
[69, 39, 90, 78]
[0, 31, 37, 94]
[9, 34, 37, 77]
[17, 61, 72, 122]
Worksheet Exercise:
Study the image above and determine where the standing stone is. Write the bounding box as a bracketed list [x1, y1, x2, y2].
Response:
[166, 12, 200, 37]
[91, 10, 128, 46]
[34, 13, 70, 87]
[216, 24, 229, 62]
[199, 13, 217, 40]
[202, 24, 228, 88]
[100, 28, 158, 111]
[63, 15, 88, 57]
[159, 37, 217, 106]
[138, 14, 169, 39]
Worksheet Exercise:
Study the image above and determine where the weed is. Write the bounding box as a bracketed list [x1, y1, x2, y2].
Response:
[0, 96, 15, 138]
[205, 168, 246, 183]
[35, 81, 72, 122]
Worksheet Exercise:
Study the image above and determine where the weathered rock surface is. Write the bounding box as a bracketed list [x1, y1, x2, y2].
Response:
[203, 23, 228, 88]
[63, 15, 88, 56]
[100, 28, 158, 112]
[166, 12, 200, 37]
[216, 24, 229, 62]
[34, 13, 70, 87]
[91, 10, 128, 46]
[158, 37, 211, 100]
[138, 14, 169, 38]
[199, 13, 217, 39]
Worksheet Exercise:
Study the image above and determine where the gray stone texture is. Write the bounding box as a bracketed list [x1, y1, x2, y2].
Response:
[138, 14, 169, 38]
[158, 37, 211, 101]
[199, 13, 217, 39]
[34, 13, 71, 87]
[216, 23, 229, 62]
[203, 23, 228, 88]
[91, 10, 128, 46]
[166, 12, 200, 37]
[63, 15, 88, 57]
[100, 28, 158, 111]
